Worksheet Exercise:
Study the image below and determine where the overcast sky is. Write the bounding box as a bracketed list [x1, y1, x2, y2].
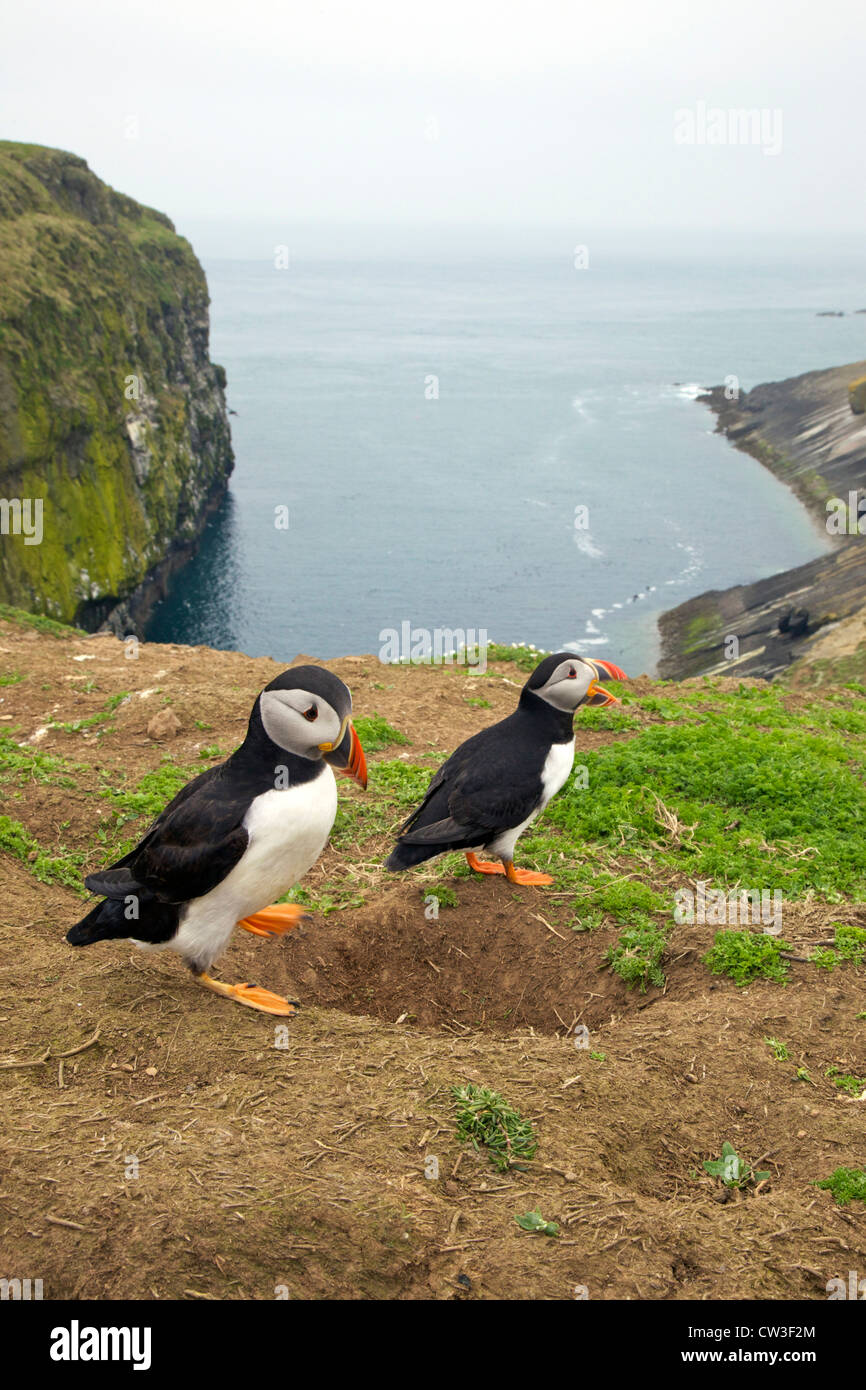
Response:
[1, 0, 863, 254]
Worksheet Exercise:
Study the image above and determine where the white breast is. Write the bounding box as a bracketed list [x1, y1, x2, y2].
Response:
[488, 738, 575, 860]
[164, 768, 338, 971]
[539, 737, 576, 807]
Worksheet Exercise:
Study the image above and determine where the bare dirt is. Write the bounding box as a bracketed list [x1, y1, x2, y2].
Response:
[1, 619, 864, 1300]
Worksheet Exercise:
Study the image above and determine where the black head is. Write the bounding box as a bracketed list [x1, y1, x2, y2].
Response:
[250, 665, 366, 786]
[523, 652, 627, 712]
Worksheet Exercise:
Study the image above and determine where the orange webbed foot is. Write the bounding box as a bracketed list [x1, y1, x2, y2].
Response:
[196, 972, 299, 1017]
[505, 863, 554, 886]
[239, 902, 311, 937]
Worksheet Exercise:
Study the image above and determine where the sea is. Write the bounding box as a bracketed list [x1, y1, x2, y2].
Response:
[145, 229, 866, 675]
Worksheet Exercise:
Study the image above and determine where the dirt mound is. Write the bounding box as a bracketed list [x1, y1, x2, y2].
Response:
[264, 877, 718, 1034]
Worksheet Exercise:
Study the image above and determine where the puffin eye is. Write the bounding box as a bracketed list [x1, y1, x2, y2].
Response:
[303, 705, 318, 721]
[567, 668, 577, 678]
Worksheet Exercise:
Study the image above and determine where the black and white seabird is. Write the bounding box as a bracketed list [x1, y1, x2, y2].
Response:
[67, 667, 367, 1016]
[385, 652, 627, 885]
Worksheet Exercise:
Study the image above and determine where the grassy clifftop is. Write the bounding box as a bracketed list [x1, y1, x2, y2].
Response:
[0, 141, 233, 628]
[0, 618, 864, 1299]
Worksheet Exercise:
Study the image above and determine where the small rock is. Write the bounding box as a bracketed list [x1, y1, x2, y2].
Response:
[147, 709, 181, 740]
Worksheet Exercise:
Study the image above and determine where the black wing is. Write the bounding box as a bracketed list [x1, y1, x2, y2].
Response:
[85, 764, 250, 905]
[396, 716, 541, 849]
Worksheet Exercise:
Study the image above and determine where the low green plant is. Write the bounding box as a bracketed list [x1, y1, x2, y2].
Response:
[825, 1067, 866, 1096]
[0, 604, 85, 637]
[452, 1083, 538, 1172]
[0, 814, 86, 893]
[764, 1037, 789, 1061]
[514, 1210, 558, 1236]
[352, 714, 410, 752]
[606, 922, 668, 992]
[423, 885, 458, 909]
[703, 1141, 770, 1189]
[50, 691, 130, 734]
[703, 931, 790, 986]
[816, 1168, 866, 1206]
[833, 923, 866, 963]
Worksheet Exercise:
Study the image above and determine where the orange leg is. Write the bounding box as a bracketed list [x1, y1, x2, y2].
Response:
[238, 902, 310, 937]
[195, 971, 299, 1017]
[505, 861, 554, 886]
[465, 851, 505, 875]
[465, 851, 553, 886]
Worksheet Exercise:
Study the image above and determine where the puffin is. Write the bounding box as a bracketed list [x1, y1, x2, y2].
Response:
[385, 652, 626, 885]
[66, 666, 367, 1016]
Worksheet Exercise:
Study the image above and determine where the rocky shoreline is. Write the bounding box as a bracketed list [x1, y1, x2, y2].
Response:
[658, 360, 866, 681]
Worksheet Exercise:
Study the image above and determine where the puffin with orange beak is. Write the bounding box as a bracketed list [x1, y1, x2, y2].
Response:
[386, 652, 625, 885]
[67, 667, 366, 1017]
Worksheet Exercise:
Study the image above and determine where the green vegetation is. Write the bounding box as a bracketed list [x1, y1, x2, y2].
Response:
[0, 814, 86, 893]
[606, 922, 668, 992]
[0, 141, 232, 625]
[352, 714, 410, 752]
[483, 643, 549, 672]
[544, 683, 866, 899]
[703, 931, 791, 986]
[452, 1083, 538, 1172]
[0, 604, 85, 637]
[0, 733, 80, 789]
[285, 882, 365, 915]
[703, 1141, 770, 1190]
[810, 923, 866, 971]
[764, 1037, 790, 1061]
[423, 885, 458, 909]
[816, 1168, 866, 1205]
[514, 1210, 559, 1236]
[825, 1067, 866, 1096]
[100, 756, 200, 824]
[50, 691, 130, 734]
[579, 876, 667, 924]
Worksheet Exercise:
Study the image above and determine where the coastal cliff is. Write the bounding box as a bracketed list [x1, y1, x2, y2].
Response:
[659, 360, 866, 681]
[0, 141, 233, 632]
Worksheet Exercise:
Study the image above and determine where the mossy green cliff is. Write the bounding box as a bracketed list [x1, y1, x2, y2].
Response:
[0, 141, 234, 629]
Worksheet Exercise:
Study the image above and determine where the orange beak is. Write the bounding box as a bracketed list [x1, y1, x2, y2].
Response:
[321, 720, 367, 789]
[585, 658, 628, 707]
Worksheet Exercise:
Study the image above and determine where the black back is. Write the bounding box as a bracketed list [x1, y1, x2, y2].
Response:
[385, 681, 573, 869]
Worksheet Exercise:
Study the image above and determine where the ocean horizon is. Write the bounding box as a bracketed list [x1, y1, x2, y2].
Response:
[145, 231, 865, 673]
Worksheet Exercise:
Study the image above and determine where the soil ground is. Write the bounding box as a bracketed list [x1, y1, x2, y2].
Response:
[1, 618, 864, 1300]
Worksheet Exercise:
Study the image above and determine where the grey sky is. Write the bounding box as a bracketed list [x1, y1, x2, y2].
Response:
[1, 0, 863, 252]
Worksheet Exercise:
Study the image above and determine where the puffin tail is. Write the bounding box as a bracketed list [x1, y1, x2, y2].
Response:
[385, 840, 440, 872]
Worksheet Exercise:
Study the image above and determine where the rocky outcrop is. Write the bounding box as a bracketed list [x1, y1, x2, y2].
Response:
[849, 376, 866, 415]
[659, 360, 866, 681]
[0, 141, 234, 632]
